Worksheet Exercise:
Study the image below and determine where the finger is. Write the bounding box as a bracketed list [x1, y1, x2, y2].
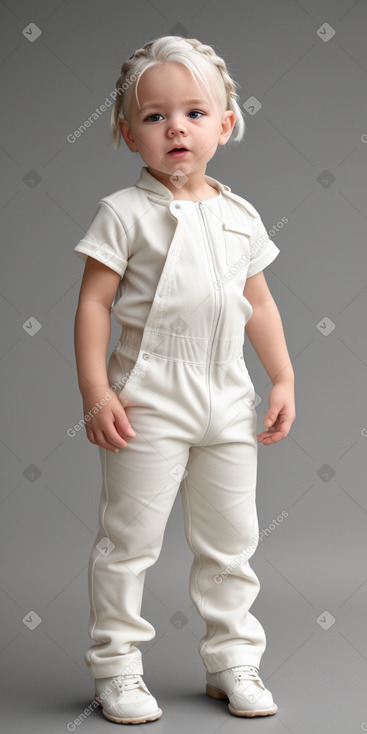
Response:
[101, 429, 129, 453]
[264, 413, 281, 429]
[257, 433, 276, 443]
[88, 427, 128, 453]
[86, 429, 97, 446]
[264, 411, 291, 430]
[114, 409, 136, 437]
[108, 419, 136, 444]
[258, 427, 289, 444]
[258, 433, 281, 444]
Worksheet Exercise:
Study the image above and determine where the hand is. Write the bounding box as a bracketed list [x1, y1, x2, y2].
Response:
[82, 385, 136, 453]
[257, 380, 295, 445]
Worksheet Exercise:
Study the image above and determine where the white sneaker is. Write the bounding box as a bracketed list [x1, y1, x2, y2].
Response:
[206, 664, 278, 717]
[95, 671, 162, 724]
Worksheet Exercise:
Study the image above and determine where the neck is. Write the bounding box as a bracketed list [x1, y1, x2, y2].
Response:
[146, 165, 217, 200]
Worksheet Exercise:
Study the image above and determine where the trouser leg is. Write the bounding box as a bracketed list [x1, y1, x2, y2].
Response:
[180, 437, 266, 674]
[85, 435, 190, 679]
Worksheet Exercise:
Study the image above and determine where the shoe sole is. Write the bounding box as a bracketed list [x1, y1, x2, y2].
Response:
[95, 696, 163, 724]
[206, 684, 278, 717]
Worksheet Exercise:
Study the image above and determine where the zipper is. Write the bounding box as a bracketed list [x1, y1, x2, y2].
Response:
[198, 201, 222, 439]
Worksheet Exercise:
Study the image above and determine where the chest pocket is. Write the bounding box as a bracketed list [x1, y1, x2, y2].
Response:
[223, 221, 252, 268]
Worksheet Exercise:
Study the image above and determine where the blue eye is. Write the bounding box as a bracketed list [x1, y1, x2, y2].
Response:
[145, 113, 163, 122]
[144, 110, 204, 122]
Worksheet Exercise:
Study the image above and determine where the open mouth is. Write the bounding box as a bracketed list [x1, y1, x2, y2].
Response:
[168, 146, 188, 153]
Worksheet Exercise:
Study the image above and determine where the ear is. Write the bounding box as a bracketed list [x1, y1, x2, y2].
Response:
[218, 110, 237, 146]
[118, 118, 139, 152]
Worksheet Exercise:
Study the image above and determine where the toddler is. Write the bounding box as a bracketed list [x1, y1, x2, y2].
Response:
[73, 34, 295, 725]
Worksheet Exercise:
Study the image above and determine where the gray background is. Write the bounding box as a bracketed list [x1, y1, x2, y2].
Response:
[1, 0, 366, 732]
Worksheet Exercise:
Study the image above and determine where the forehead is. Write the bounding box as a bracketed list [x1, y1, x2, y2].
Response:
[135, 61, 218, 107]
[142, 61, 201, 84]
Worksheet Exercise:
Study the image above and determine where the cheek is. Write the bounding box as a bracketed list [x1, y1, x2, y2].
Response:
[199, 123, 219, 141]
[143, 130, 162, 149]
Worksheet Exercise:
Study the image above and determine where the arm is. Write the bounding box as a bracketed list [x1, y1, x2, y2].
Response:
[74, 257, 136, 452]
[244, 271, 294, 385]
[243, 271, 295, 444]
[74, 257, 117, 393]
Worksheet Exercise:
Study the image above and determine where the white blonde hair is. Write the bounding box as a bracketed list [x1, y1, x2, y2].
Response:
[110, 35, 245, 149]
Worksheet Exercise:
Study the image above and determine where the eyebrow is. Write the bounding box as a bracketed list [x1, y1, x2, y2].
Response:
[139, 98, 209, 114]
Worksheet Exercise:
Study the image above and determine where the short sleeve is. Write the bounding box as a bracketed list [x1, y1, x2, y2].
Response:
[73, 200, 129, 278]
[246, 214, 280, 278]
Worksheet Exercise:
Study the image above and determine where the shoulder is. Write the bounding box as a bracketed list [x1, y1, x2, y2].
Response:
[206, 172, 260, 219]
[93, 185, 152, 234]
[222, 188, 261, 219]
[99, 184, 147, 215]
[218, 188, 264, 238]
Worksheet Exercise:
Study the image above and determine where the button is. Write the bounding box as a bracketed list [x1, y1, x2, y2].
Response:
[142, 352, 150, 360]
[174, 203, 180, 209]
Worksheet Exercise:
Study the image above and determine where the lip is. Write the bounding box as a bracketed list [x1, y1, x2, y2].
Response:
[167, 147, 189, 158]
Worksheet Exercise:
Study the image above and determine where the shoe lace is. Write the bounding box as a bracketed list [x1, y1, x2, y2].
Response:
[230, 665, 260, 682]
[115, 673, 143, 692]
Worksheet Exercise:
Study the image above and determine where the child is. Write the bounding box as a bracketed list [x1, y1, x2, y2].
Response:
[73, 35, 295, 725]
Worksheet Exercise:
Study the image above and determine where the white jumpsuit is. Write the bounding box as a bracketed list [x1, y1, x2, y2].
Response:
[74, 166, 280, 680]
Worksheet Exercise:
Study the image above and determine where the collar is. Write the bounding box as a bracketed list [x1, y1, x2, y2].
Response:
[134, 165, 231, 204]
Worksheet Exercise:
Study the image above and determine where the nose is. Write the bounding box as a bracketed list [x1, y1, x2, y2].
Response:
[167, 114, 187, 136]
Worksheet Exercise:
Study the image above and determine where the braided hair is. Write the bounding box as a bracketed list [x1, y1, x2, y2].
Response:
[110, 36, 245, 150]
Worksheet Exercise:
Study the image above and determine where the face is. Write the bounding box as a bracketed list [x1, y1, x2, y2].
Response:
[118, 61, 236, 189]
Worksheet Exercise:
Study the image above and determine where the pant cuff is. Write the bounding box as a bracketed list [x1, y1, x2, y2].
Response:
[86, 651, 144, 679]
[202, 646, 263, 674]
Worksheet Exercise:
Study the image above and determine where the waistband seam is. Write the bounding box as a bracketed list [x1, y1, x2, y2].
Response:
[119, 327, 244, 345]
[117, 325, 245, 364]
